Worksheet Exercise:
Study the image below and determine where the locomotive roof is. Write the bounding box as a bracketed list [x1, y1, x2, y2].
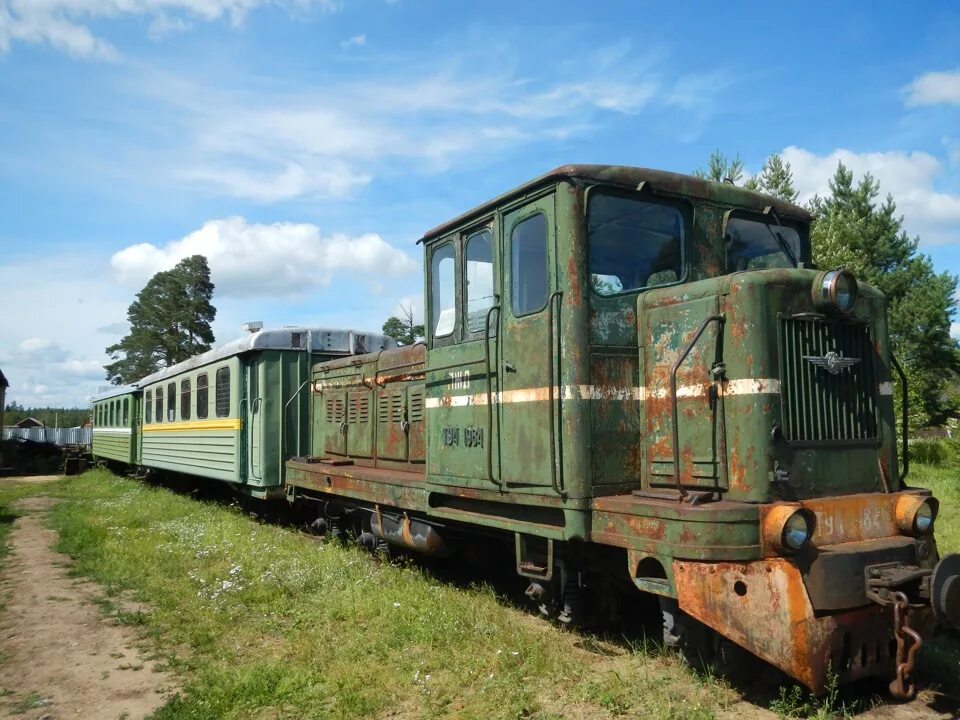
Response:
[137, 327, 398, 387]
[420, 164, 812, 243]
[90, 384, 139, 402]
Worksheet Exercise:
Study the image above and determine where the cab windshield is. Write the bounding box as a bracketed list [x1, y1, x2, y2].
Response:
[725, 216, 801, 271]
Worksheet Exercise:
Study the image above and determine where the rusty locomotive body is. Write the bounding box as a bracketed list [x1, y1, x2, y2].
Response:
[284, 165, 960, 696]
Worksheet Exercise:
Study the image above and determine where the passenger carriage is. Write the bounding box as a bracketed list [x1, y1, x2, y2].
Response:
[91, 384, 140, 466]
[95, 326, 396, 498]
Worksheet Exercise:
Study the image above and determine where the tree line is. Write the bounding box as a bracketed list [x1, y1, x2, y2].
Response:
[3, 403, 90, 428]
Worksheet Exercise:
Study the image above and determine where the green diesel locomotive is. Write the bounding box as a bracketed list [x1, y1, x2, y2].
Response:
[92, 165, 960, 697]
[285, 165, 959, 697]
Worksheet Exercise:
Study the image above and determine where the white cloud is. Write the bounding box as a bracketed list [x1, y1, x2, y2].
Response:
[109, 216, 418, 297]
[0, 0, 337, 58]
[781, 146, 960, 245]
[904, 70, 960, 107]
[340, 33, 365, 49]
[952, 322, 960, 340]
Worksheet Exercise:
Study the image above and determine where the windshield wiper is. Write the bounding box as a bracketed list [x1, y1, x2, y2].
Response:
[764, 222, 797, 267]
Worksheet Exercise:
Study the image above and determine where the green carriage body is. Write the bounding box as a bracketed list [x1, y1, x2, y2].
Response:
[137, 327, 396, 498]
[91, 385, 141, 465]
[286, 165, 960, 695]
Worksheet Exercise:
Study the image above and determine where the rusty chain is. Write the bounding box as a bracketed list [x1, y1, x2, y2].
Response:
[889, 591, 922, 700]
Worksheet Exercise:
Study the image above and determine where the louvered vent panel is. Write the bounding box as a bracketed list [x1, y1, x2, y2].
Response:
[779, 317, 879, 443]
[409, 391, 424, 422]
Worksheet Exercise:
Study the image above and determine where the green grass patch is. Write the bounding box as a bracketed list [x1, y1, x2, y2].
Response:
[47, 470, 733, 719]
[910, 462, 960, 555]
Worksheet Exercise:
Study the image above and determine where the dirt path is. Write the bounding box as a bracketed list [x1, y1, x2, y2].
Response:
[0, 493, 175, 719]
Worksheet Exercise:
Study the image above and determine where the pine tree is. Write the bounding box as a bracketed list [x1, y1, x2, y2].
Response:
[382, 304, 424, 345]
[694, 150, 745, 184]
[745, 153, 799, 202]
[105, 255, 217, 385]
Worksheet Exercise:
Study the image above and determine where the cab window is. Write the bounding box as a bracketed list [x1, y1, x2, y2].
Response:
[725, 214, 801, 271]
[588, 193, 685, 295]
[511, 213, 548, 316]
[465, 229, 495, 333]
[155, 388, 163, 423]
[430, 243, 456, 338]
[145, 391, 152, 423]
[123, 398, 129, 425]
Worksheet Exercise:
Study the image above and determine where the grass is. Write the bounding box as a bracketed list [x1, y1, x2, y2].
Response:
[37, 470, 730, 719]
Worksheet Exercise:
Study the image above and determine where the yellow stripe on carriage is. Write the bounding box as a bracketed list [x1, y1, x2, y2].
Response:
[142, 418, 243, 432]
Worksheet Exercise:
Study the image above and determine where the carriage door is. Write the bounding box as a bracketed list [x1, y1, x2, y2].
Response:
[499, 194, 559, 491]
[247, 359, 263, 481]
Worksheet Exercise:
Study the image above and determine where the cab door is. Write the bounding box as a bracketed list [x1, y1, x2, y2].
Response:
[499, 194, 560, 492]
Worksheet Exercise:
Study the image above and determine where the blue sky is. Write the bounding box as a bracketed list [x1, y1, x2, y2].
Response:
[1, 1, 959, 408]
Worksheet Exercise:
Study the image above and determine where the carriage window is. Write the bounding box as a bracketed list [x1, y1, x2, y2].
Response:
[588, 193, 684, 295]
[145, 391, 152, 423]
[181, 379, 191, 421]
[123, 398, 129, 425]
[430, 243, 456, 338]
[511, 213, 548, 316]
[215, 367, 230, 417]
[167, 382, 176, 422]
[197, 373, 209, 419]
[725, 216, 800, 271]
[109, 402, 115, 427]
[465, 229, 495, 333]
[155, 388, 163, 423]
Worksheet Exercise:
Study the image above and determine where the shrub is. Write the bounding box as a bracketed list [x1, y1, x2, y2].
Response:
[908, 438, 952, 467]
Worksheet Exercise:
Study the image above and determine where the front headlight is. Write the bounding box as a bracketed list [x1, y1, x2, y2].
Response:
[896, 495, 939, 536]
[814, 269, 859, 314]
[783, 512, 813, 550]
[763, 505, 817, 554]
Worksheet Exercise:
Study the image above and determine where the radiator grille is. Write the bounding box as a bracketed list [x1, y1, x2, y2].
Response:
[779, 317, 879, 443]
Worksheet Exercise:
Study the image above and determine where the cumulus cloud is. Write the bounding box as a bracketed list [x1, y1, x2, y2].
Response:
[781, 146, 960, 245]
[0, 0, 337, 58]
[109, 216, 418, 296]
[904, 70, 960, 107]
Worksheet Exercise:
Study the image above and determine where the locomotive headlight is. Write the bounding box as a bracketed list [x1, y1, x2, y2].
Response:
[814, 269, 859, 314]
[783, 512, 813, 550]
[763, 505, 817, 554]
[895, 495, 939, 536]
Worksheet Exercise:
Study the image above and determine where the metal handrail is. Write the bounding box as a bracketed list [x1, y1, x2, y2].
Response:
[670, 314, 725, 500]
[547, 290, 565, 497]
[890, 355, 909, 485]
[483, 297, 501, 489]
